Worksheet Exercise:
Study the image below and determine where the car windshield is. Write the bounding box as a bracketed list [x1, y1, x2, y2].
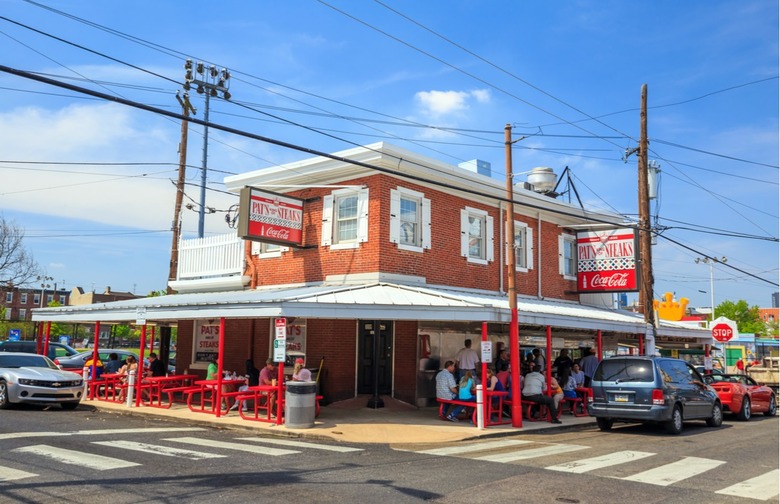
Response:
[594, 359, 654, 382]
[0, 354, 58, 369]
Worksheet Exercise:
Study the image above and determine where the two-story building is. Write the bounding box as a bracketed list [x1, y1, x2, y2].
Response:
[34, 142, 709, 407]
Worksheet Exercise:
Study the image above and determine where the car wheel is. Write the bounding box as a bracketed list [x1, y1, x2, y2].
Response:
[664, 405, 684, 434]
[596, 417, 613, 431]
[706, 402, 723, 427]
[764, 395, 777, 417]
[0, 381, 9, 410]
[736, 397, 751, 421]
[60, 402, 80, 411]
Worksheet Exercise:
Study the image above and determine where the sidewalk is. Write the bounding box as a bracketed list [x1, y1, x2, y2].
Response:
[85, 395, 596, 444]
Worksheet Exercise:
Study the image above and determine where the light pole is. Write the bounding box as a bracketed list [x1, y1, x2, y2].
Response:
[695, 256, 727, 371]
[183, 60, 232, 238]
[37, 275, 53, 308]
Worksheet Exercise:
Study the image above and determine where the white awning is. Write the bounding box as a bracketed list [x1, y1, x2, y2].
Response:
[32, 282, 710, 340]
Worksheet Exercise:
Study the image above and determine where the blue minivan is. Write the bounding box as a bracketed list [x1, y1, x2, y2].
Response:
[588, 356, 723, 435]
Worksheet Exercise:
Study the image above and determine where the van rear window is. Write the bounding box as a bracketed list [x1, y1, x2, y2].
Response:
[594, 359, 654, 382]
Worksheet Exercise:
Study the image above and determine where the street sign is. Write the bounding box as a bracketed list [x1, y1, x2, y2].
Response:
[273, 318, 287, 362]
[274, 318, 287, 339]
[8, 329, 21, 341]
[480, 341, 492, 363]
[712, 323, 734, 342]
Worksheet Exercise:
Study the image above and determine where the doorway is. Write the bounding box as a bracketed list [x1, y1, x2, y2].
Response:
[357, 320, 393, 395]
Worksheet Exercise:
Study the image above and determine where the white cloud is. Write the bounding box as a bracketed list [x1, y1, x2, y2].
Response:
[414, 89, 491, 118]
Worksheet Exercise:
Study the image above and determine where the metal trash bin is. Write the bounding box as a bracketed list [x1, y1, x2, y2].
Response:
[285, 381, 316, 429]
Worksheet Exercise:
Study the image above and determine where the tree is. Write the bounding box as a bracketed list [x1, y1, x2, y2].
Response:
[714, 299, 764, 334]
[0, 217, 40, 288]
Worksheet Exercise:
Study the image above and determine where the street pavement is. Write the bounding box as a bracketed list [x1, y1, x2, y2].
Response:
[85, 394, 597, 444]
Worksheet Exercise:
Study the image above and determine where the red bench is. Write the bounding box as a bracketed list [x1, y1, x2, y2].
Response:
[437, 398, 478, 424]
[560, 396, 587, 416]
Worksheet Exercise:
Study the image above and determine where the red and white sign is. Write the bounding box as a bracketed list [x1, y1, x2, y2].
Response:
[238, 187, 304, 247]
[711, 323, 734, 342]
[274, 318, 287, 340]
[576, 228, 639, 293]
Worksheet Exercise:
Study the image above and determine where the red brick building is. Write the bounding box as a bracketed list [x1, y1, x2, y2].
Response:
[35, 143, 709, 407]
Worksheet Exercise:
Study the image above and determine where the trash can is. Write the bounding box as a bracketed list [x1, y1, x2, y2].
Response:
[285, 381, 316, 429]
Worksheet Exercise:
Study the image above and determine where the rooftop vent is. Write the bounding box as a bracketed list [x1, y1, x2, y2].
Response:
[525, 167, 557, 193]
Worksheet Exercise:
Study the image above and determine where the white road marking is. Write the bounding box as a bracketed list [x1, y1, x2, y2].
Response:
[0, 427, 205, 441]
[410, 440, 532, 456]
[546, 450, 656, 474]
[14, 445, 139, 470]
[0, 466, 37, 482]
[238, 437, 363, 453]
[92, 440, 226, 460]
[715, 470, 780, 501]
[476, 444, 588, 463]
[621, 456, 726, 486]
[166, 437, 299, 456]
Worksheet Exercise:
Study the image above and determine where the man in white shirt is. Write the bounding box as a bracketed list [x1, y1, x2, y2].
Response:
[454, 339, 480, 381]
[522, 365, 561, 424]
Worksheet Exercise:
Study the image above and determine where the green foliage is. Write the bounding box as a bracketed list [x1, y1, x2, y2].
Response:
[714, 299, 763, 334]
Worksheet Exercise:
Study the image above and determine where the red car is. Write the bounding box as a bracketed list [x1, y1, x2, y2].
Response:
[703, 373, 777, 421]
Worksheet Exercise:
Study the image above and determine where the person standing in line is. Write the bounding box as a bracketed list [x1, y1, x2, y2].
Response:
[494, 348, 510, 373]
[533, 348, 546, 374]
[454, 338, 480, 381]
[579, 347, 599, 387]
[435, 360, 465, 422]
[552, 348, 573, 379]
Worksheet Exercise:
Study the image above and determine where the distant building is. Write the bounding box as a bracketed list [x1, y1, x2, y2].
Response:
[68, 286, 139, 306]
[1, 286, 69, 322]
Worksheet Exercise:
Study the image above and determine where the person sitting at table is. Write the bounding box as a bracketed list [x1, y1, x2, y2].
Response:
[561, 366, 578, 399]
[259, 358, 278, 416]
[485, 366, 505, 421]
[146, 352, 166, 378]
[292, 357, 312, 381]
[458, 370, 477, 403]
[117, 355, 138, 401]
[571, 362, 585, 388]
[83, 356, 104, 380]
[103, 353, 122, 374]
[229, 359, 260, 412]
[436, 360, 465, 422]
[206, 354, 219, 380]
[521, 365, 562, 424]
[550, 374, 564, 413]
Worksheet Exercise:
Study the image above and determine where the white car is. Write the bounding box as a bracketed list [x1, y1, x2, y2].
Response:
[0, 352, 84, 410]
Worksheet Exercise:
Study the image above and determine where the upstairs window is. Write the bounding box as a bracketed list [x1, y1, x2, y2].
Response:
[460, 207, 494, 264]
[559, 233, 577, 279]
[47, 294, 53, 305]
[21, 293, 27, 304]
[32, 294, 39, 305]
[5, 292, 12, 303]
[321, 188, 369, 249]
[389, 187, 431, 252]
[511, 221, 534, 271]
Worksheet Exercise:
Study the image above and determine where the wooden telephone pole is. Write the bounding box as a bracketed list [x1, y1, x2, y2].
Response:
[637, 84, 656, 334]
[168, 92, 196, 294]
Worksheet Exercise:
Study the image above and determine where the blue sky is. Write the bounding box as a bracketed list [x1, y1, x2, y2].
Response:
[0, 0, 777, 309]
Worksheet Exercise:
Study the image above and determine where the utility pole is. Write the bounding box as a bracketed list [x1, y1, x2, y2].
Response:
[183, 59, 232, 238]
[637, 84, 656, 341]
[168, 91, 196, 294]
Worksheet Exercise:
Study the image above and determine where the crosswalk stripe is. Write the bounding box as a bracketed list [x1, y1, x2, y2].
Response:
[0, 466, 37, 482]
[622, 456, 725, 486]
[14, 445, 139, 470]
[715, 470, 780, 501]
[546, 451, 656, 474]
[75, 428, 206, 436]
[166, 437, 299, 456]
[412, 440, 532, 456]
[476, 444, 588, 463]
[237, 438, 363, 453]
[92, 440, 226, 460]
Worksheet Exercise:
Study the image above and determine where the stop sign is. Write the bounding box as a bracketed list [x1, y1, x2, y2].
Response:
[712, 323, 734, 342]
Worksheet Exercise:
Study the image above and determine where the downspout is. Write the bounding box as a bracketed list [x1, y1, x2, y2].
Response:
[537, 212, 543, 299]
[245, 240, 257, 289]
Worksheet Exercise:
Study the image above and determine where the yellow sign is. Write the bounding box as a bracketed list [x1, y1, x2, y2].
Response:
[654, 292, 689, 321]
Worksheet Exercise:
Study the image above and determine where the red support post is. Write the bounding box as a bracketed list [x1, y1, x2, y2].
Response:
[44, 322, 51, 358]
[546, 326, 552, 395]
[216, 317, 225, 417]
[89, 321, 100, 400]
[596, 330, 603, 360]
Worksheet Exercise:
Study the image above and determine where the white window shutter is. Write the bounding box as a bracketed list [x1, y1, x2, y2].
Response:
[389, 189, 400, 244]
[486, 215, 494, 262]
[421, 197, 432, 249]
[526, 227, 534, 269]
[558, 235, 565, 274]
[460, 209, 469, 257]
[357, 188, 369, 243]
[321, 195, 334, 246]
[251, 241, 261, 255]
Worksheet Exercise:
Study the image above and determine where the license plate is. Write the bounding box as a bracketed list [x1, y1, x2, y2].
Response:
[614, 393, 629, 402]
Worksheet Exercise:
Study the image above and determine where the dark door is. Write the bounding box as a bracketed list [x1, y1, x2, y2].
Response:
[357, 320, 393, 395]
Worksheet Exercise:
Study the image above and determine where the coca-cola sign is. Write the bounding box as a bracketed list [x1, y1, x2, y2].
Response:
[238, 187, 304, 247]
[576, 228, 639, 293]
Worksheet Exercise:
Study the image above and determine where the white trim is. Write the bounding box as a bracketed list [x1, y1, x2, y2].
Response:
[559, 234, 577, 280]
[168, 275, 251, 293]
[462, 207, 492, 264]
[321, 195, 334, 246]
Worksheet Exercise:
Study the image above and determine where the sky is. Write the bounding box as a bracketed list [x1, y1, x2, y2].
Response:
[0, 0, 777, 309]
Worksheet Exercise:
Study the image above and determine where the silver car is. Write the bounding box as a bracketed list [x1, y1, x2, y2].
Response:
[0, 352, 84, 410]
